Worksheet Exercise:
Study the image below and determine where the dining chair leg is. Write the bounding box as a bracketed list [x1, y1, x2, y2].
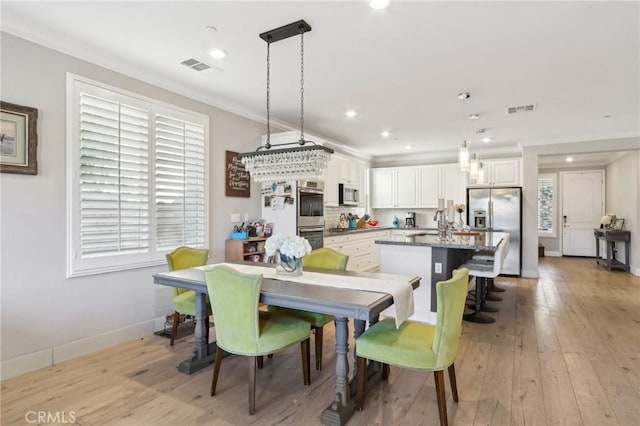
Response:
[211, 347, 224, 396]
[257, 356, 264, 369]
[249, 356, 256, 415]
[170, 311, 180, 346]
[434, 370, 448, 426]
[314, 325, 324, 370]
[301, 338, 311, 385]
[205, 316, 210, 343]
[355, 356, 367, 411]
[448, 363, 459, 402]
[382, 363, 390, 380]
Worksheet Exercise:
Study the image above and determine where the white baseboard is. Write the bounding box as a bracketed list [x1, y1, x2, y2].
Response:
[0, 348, 52, 381]
[631, 265, 640, 276]
[544, 251, 562, 257]
[521, 269, 539, 278]
[2, 318, 166, 381]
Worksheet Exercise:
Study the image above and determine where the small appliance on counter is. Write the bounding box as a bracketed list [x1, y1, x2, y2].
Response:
[405, 212, 416, 228]
[392, 215, 399, 228]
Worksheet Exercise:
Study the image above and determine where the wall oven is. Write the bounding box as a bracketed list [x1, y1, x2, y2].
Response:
[297, 180, 324, 228]
[297, 226, 324, 251]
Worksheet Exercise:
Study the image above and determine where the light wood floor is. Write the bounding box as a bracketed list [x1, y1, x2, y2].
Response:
[2, 257, 639, 425]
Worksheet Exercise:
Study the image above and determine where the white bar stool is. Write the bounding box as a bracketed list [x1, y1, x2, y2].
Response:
[461, 234, 510, 324]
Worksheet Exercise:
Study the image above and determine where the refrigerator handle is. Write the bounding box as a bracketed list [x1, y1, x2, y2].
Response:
[488, 201, 493, 230]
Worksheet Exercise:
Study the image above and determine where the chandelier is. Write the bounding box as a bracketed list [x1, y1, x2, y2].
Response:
[240, 20, 333, 183]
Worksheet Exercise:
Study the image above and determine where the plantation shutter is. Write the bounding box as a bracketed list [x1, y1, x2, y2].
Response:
[537, 175, 554, 233]
[155, 114, 206, 250]
[78, 92, 150, 258]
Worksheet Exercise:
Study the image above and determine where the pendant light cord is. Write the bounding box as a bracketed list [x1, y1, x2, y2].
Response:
[266, 40, 272, 149]
[299, 27, 305, 145]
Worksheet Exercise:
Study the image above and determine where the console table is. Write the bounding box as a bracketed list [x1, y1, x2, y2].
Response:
[594, 229, 631, 272]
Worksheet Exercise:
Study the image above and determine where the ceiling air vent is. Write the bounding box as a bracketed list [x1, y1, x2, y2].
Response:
[180, 58, 211, 71]
[506, 104, 536, 114]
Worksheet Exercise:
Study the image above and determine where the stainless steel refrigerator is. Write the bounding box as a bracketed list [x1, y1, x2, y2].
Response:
[467, 187, 522, 276]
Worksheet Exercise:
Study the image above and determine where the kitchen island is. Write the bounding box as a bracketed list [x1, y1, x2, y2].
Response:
[375, 232, 506, 324]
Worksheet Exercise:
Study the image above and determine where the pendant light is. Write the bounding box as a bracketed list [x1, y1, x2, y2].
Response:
[239, 20, 333, 183]
[458, 92, 470, 172]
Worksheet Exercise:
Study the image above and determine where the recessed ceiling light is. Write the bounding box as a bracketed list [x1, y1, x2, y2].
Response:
[346, 110, 357, 118]
[369, 0, 390, 10]
[209, 48, 228, 59]
[381, 131, 390, 137]
[482, 137, 491, 143]
[475, 129, 486, 134]
[404, 145, 412, 150]
[566, 157, 574, 163]
[468, 114, 480, 120]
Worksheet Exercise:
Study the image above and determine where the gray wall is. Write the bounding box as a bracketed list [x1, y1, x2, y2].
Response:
[0, 33, 271, 378]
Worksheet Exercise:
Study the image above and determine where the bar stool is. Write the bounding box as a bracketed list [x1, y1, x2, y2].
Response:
[461, 234, 509, 324]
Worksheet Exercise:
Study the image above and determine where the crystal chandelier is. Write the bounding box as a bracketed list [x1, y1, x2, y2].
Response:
[240, 20, 333, 183]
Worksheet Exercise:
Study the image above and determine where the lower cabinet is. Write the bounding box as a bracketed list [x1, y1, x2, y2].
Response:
[225, 237, 268, 262]
[324, 230, 391, 272]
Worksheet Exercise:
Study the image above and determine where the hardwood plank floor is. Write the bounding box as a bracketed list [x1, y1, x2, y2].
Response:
[2, 257, 639, 425]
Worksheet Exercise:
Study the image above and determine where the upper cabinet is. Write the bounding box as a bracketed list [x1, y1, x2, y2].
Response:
[468, 158, 521, 187]
[372, 164, 465, 209]
[371, 167, 418, 208]
[323, 156, 339, 207]
[322, 153, 369, 207]
[416, 164, 466, 208]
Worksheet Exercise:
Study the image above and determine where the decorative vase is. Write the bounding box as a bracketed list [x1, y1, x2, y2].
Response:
[277, 252, 303, 276]
[457, 212, 465, 230]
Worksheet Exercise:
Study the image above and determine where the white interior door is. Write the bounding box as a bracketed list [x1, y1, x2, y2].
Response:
[561, 170, 604, 256]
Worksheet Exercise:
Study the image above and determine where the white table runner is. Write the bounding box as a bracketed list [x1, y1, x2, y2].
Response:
[199, 263, 415, 328]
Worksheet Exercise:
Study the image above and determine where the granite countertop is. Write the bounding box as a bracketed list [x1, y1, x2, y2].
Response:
[374, 232, 506, 250]
[324, 227, 438, 237]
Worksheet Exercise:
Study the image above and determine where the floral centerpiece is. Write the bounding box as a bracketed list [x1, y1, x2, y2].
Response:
[265, 233, 312, 275]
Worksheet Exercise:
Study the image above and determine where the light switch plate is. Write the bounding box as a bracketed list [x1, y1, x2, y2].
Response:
[435, 263, 442, 274]
[230, 213, 241, 222]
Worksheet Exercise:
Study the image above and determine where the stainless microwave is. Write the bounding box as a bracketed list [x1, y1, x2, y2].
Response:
[339, 183, 358, 206]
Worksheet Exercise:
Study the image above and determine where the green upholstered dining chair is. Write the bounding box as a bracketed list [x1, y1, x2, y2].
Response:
[355, 268, 469, 426]
[165, 246, 210, 346]
[205, 265, 311, 415]
[267, 247, 349, 370]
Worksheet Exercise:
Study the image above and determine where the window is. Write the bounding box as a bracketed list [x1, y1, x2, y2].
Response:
[537, 173, 556, 237]
[67, 75, 208, 277]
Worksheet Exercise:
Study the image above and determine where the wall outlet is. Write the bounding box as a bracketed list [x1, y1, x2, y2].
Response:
[434, 262, 442, 274]
[243, 213, 249, 222]
[230, 213, 241, 222]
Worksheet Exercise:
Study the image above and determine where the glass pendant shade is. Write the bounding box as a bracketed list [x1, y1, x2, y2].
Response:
[459, 141, 470, 172]
[477, 162, 485, 183]
[469, 153, 479, 179]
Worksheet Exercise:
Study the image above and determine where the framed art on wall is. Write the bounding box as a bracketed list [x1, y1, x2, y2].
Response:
[0, 101, 38, 175]
[225, 150, 250, 197]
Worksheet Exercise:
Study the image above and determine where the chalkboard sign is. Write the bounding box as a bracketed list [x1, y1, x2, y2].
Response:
[225, 150, 251, 197]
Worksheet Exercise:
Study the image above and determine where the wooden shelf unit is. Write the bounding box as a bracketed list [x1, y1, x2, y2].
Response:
[225, 237, 268, 263]
[594, 229, 631, 272]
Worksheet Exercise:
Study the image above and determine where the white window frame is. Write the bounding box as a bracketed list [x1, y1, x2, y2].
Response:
[66, 74, 209, 277]
[537, 172, 557, 238]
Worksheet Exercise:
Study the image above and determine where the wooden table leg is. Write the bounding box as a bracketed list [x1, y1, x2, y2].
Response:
[176, 291, 220, 374]
[320, 316, 354, 425]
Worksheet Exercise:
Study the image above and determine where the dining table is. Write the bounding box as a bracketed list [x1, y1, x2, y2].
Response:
[153, 262, 419, 426]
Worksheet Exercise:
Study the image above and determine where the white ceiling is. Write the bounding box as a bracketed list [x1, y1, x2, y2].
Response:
[2, 1, 639, 162]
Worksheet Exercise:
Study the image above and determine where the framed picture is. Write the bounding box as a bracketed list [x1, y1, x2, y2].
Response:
[613, 218, 625, 230]
[0, 101, 38, 175]
[225, 150, 250, 197]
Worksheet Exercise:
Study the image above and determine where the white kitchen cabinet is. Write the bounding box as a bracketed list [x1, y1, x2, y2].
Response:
[468, 158, 521, 187]
[322, 156, 339, 207]
[416, 163, 466, 208]
[324, 230, 390, 272]
[440, 163, 467, 205]
[338, 156, 358, 185]
[370, 167, 417, 208]
[417, 165, 441, 208]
